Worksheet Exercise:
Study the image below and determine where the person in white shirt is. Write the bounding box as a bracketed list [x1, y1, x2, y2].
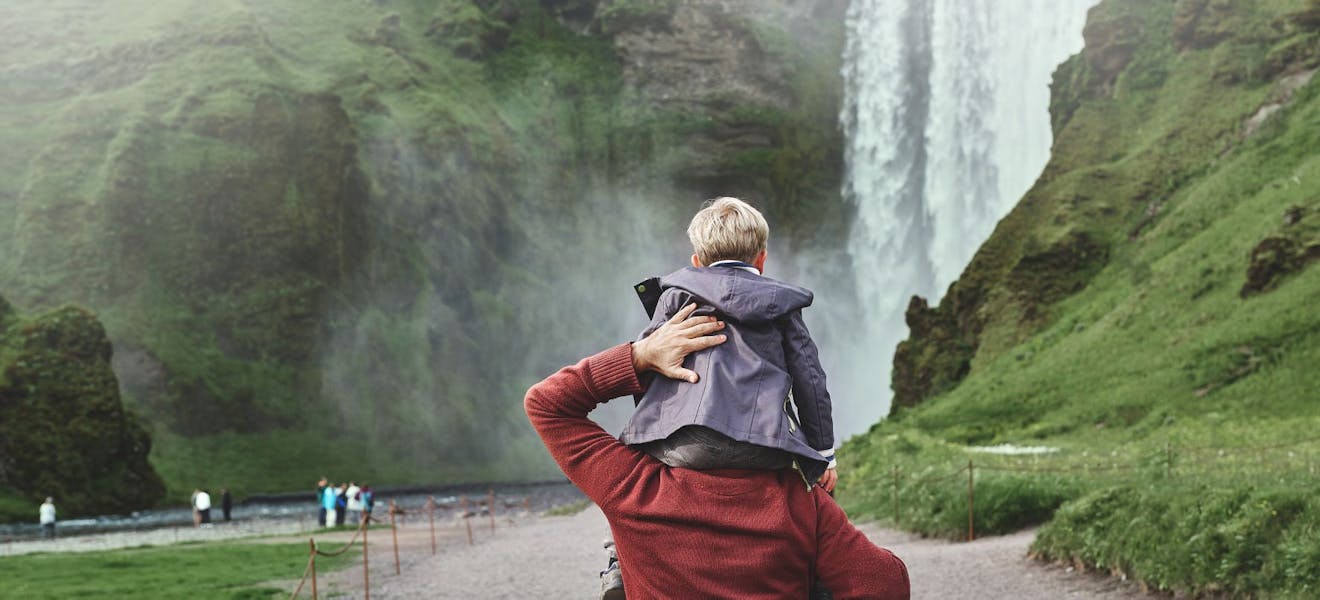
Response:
[345, 482, 362, 525]
[39, 497, 56, 539]
[194, 489, 212, 526]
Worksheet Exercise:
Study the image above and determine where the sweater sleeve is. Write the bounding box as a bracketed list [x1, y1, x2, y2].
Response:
[523, 344, 650, 511]
[782, 309, 835, 452]
[815, 495, 910, 599]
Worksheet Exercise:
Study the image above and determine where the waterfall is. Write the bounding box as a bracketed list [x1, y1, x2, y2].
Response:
[829, 0, 1097, 433]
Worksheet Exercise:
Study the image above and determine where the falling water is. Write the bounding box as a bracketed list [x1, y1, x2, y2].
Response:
[832, 0, 1097, 432]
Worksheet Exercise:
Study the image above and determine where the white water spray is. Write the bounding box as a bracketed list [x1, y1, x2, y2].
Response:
[829, 0, 1097, 433]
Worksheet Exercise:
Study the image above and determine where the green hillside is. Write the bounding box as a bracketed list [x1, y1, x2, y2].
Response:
[842, 0, 1320, 596]
[0, 0, 847, 512]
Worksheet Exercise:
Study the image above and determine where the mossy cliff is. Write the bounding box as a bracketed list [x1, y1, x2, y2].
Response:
[0, 296, 165, 522]
[891, 0, 1320, 412]
[846, 0, 1320, 595]
[0, 0, 847, 506]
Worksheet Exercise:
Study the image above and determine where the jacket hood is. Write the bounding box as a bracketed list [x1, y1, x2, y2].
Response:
[657, 266, 813, 324]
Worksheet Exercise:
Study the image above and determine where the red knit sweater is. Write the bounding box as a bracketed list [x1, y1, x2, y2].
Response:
[524, 344, 909, 599]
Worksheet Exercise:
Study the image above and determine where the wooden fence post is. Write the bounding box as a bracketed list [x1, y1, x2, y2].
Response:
[461, 496, 473, 545]
[428, 496, 437, 556]
[892, 464, 900, 525]
[967, 460, 975, 542]
[309, 538, 319, 600]
[389, 500, 400, 576]
[1165, 441, 1173, 479]
[362, 513, 370, 600]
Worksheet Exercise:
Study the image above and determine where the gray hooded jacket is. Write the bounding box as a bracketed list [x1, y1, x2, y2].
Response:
[623, 265, 834, 481]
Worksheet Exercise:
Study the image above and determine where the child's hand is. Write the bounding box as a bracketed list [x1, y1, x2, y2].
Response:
[818, 467, 837, 493]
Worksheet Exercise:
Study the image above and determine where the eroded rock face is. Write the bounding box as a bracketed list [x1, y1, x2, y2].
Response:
[1173, 0, 1237, 50]
[1081, 11, 1140, 91]
[1242, 205, 1320, 297]
[0, 301, 165, 518]
[892, 296, 973, 411]
[538, 0, 849, 235]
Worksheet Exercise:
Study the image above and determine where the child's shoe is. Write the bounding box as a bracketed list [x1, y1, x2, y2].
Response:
[600, 539, 625, 599]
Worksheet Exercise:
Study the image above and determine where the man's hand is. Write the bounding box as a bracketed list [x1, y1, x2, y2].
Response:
[818, 467, 838, 494]
[632, 303, 726, 383]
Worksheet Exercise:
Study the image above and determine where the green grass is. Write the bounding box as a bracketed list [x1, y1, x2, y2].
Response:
[543, 499, 591, 517]
[0, 541, 356, 599]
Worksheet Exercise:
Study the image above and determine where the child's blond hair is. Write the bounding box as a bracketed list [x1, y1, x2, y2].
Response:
[686, 197, 769, 265]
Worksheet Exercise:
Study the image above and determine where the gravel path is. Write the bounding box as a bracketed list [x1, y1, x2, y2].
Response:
[302, 504, 1152, 599]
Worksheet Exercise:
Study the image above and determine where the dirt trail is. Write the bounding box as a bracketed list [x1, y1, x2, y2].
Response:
[303, 504, 1151, 599]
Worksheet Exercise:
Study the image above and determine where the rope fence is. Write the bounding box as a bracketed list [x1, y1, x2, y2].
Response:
[288, 488, 538, 599]
[884, 434, 1320, 542]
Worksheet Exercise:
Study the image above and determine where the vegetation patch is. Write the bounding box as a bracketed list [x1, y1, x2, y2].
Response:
[0, 541, 355, 599]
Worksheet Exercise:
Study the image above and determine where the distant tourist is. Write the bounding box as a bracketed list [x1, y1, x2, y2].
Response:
[193, 489, 212, 526]
[334, 483, 348, 526]
[321, 481, 338, 527]
[316, 477, 329, 526]
[220, 488, 233, 522]
[39, 497, 56, 540]
[359, 484, 375, 523]
[345, 481, 361, 525]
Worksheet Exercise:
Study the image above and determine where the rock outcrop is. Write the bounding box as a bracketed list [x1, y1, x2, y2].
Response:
[0, 298, 165, 520]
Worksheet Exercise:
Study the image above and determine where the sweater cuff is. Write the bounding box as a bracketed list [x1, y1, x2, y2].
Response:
[585, 343, 645, 400]
[821, 448, 837, 470]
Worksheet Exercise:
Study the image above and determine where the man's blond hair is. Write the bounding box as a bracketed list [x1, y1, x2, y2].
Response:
[687, 197, 769, 266]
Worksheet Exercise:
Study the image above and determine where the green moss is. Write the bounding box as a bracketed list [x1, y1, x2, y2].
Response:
[0, 301, 164, 521]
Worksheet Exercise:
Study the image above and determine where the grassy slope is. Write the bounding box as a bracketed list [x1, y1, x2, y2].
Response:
[841, 0, 1320, 596]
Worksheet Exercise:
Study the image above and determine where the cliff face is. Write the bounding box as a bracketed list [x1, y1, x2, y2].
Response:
[0, 299, 165, 521]
[891, 0, 1320, 414]
[0, 0, 848, 501]
[542, 0, 850, 236]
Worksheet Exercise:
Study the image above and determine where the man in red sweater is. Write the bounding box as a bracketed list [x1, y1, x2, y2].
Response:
[525, 304, 909, 599]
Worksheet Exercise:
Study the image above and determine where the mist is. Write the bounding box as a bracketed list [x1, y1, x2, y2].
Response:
[0, 0, 1096, 489]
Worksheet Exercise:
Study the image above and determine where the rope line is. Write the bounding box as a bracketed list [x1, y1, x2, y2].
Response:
[913, 466, 968, 483]
[315, 516, 369, 557]
[1178, 434, 1320, 454]
[288, 549, 315, 600]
